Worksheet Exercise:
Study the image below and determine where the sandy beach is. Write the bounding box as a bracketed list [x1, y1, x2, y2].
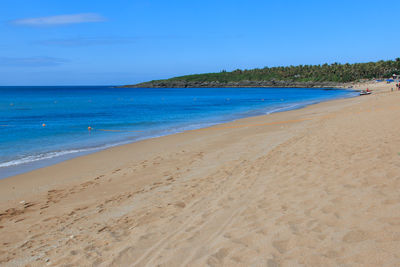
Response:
[1, 82, 399, 266]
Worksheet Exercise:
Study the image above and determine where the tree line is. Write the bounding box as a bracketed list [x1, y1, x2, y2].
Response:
[164, 58, 400, 83]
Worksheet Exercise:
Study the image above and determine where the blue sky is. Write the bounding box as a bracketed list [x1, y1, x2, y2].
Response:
[1, 0, 399, 85]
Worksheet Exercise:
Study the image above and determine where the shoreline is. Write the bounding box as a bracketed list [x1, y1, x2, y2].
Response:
[121, 82, 348, 88]
[1, 81, 399, 266]
[0, 88, 357, 180]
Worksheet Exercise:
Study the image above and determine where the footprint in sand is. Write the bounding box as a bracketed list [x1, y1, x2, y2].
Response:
[113, 169, 121, 174]
[343, 230, 369, 243]
[272, 240, 289, 254]
[206, 248, 229, 266]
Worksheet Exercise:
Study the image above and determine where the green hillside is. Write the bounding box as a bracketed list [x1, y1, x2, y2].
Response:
[170, 59, 400, 83]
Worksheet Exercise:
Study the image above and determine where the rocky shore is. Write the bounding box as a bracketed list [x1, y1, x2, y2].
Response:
[122, 80, 346, 88]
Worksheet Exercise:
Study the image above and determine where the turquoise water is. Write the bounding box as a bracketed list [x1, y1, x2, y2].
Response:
[0, 86, 357, 178]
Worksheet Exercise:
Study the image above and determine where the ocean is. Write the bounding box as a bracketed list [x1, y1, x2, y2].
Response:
[0, 86, 357, 178]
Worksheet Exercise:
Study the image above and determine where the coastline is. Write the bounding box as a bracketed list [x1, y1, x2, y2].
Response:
[1, 92, 359, 192]
[0, 87, 357, 179]
[1, 81, 399, 266]
[121, 80, 347, 88]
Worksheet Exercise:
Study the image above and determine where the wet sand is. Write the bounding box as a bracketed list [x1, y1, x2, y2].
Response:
[0, 82, 399, 266]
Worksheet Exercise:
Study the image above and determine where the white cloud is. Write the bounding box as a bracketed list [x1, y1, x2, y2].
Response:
[10, 13, 106, 26]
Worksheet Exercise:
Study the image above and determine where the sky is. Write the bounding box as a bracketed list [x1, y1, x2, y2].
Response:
[0, 0, 399, 85]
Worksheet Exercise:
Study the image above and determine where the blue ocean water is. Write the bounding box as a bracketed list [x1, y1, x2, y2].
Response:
[0, 86, 357, 178]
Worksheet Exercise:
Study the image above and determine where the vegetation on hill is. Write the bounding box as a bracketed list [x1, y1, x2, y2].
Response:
[127, 58, 400, 87]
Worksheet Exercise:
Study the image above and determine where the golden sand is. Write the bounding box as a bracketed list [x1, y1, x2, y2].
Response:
[0, 82, 399, 266]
